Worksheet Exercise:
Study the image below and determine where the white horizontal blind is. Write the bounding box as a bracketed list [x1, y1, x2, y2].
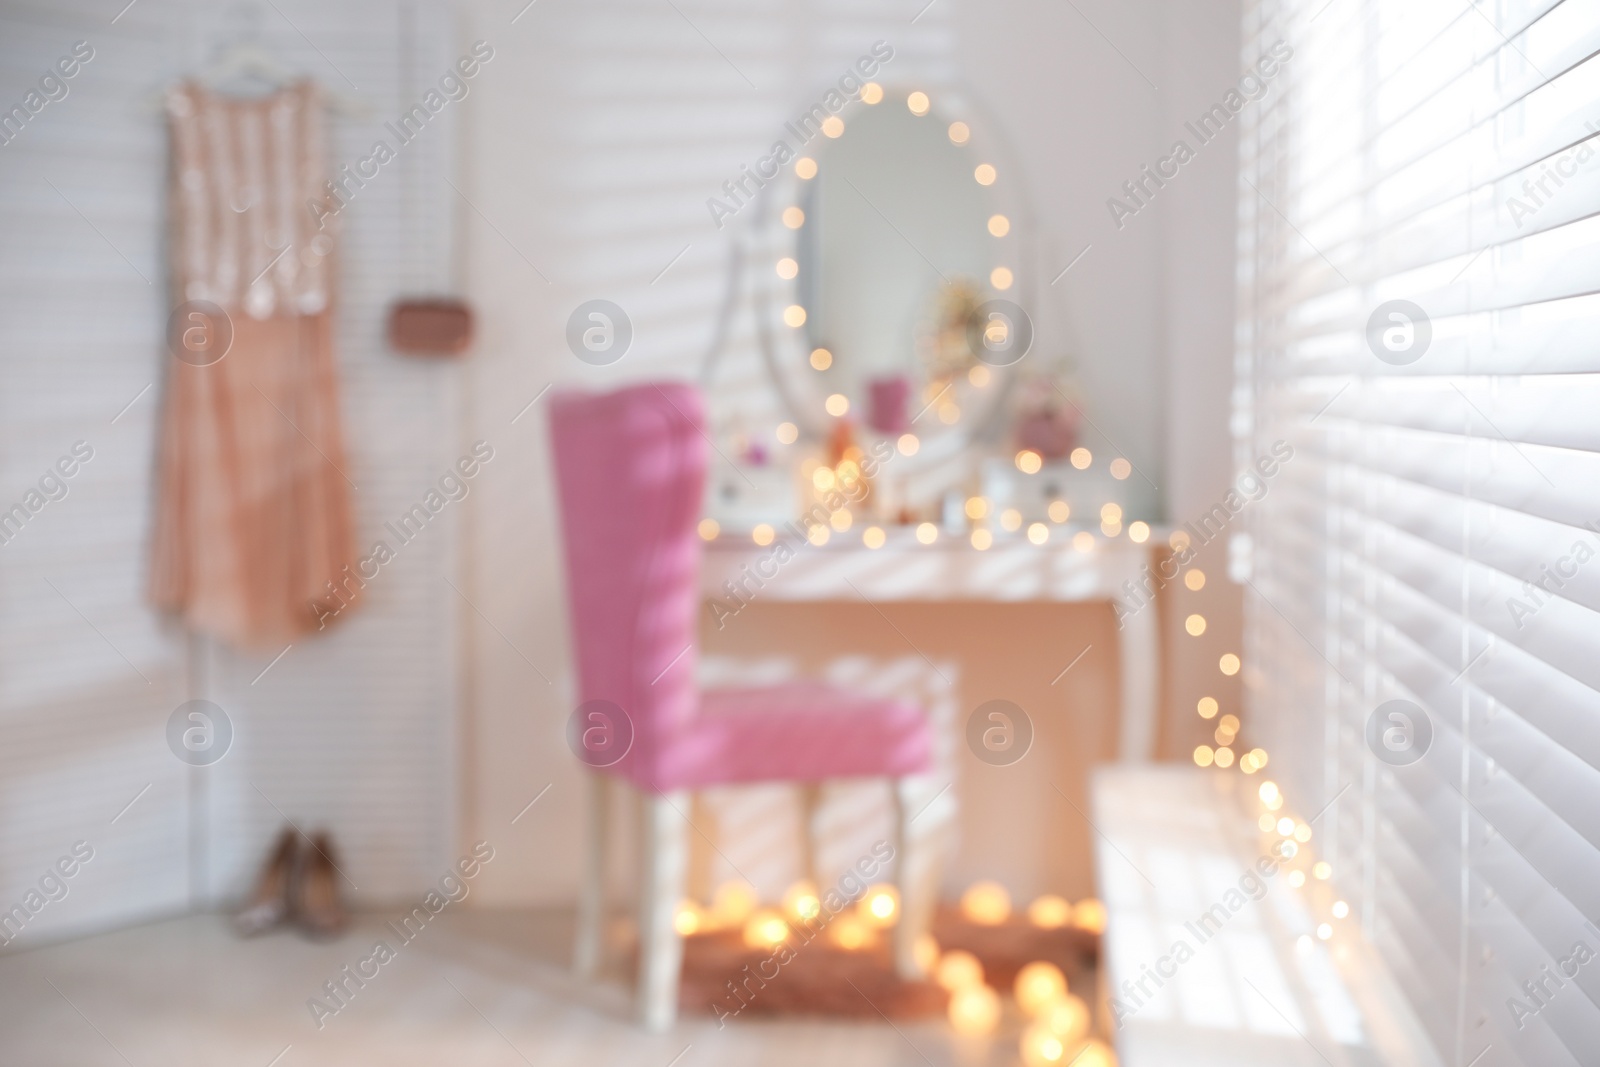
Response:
[1238, 1, 1600, 1064]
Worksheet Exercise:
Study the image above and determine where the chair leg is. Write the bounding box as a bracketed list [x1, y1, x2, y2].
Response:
[573, 772, 610, 978]
[637, 787, 690, 1030]
[797, 781, 823, 886]
[891, 776, 937, 979]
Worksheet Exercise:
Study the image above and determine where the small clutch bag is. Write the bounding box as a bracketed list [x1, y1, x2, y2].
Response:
[387, 297, 474, 357]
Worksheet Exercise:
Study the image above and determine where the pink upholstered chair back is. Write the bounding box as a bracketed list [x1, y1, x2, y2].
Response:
[549, 382, 706, 789]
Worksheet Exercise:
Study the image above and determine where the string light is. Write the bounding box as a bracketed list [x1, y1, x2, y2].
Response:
[988, 214, 1011, 237]
[861, 82, 884, 105]
[782, 880, 822, 922]
[795, 157, 818, 179]
[697, 518, 719, 541]
[1048, 500, 1070, 523]
[907, 91, 930, 116]
[1186, 569, 1206, 590]
[821, 115, 844, 137]
[971, 528, 993, 550]
[783, 305, 807, 327]
[1198, 696, 1218, 718]
[1027, 894, 1072, 928]
[991, 266, 1013, 289]
[1014, 961, 1067, 1016]
[810, 347, 832, 370]
[1072, 531, 1095, 552]
[825, 393, 849, 416]
[776, 257, 798, 279]
[965, 497, 988, 520]
[916, 522, 938, 544]
[742, 908, 791, 949]
[948, 984, 1001, 1036]
[1070, 447, 1092, 469]
[1129, 521, 1150, 543]
[674, 900, 703, 935]
[1000, 508, 1023, 531]
[830, 509, 852, 531]
[776, 422, 798, 444]
[1028, 522, 1049, 545]
[1314, 862, 1332, 881]
[1220, 653, 1241, 675]
[1109, 458, 1132, 480]
[752, 524, 774, 546]
[1214, 747, 1235, 768]
[947, 120, 969, 143]
[897, 433, 919, 455]
[863, 526, 885, 549]
[1016, 449, 1043, 474]
[974, 163, 997, 185]
[1186, 614, 1207, 636]
[1194, 745, 1214, 767]
[859, 884, 899, 927]
[960, 881, 1011, 924]
[808, 525, 829, 546]
[1332, 900, 1350, 918]
[934, 949, 984, 991]
[782, 206, 805, 228]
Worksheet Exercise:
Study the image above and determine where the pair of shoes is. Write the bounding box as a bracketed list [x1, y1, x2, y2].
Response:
[234, 827, 349, 939]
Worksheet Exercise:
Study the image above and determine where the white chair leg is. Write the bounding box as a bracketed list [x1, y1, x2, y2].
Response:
[573, 772, 609, 978]
[637, 787, 690, 1030]
[797, 781, 823, 886]
[891, 776, 937, 979]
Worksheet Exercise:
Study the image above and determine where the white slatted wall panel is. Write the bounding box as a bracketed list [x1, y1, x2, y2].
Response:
[0, 0, 463, 946]
[1237, 1, 1600, 1064]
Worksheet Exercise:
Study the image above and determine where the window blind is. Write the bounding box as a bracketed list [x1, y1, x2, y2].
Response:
[1236, 1, 1600, 1064]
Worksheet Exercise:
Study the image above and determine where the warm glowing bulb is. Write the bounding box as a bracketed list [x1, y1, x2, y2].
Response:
[947, 120, 969, 143]
[1314, 862, 1332, 881]
[821, 115, 844, 138]
[948, 983, 1001, 1036]
[1027, 894, 1072, 928]
[916, 522, 938, 544]
[1017, 522, 1042, 544]
[783, 304, 807, 327]
[1332, 900, 1350, 918]
[990, 266, 1013, 290]
[808, 524, 829, 546]
[1048, 500, 1070, 523]
[863, 525, 885, 549]
[1214, 747, 1235, 767]
[971, 528, 993, 550]
[1194, 745, 1214, 767]
[1198, 696, 1218, 718]
[1219, 713, 1240, 733]
[1016, 449, 1043, 474]
[1170, 530, 1192, 551]
[776, 422, 798, 444]
[861, 82, 884, 105]
[1067, 1039, 1117, 1067]
[968, 364, 992, 386]
[830, 508, 852, 531]
[1250, 748, 1268, 767]
[960, 881, 1011, 925]
[897, 432, 919, 456]
[1259, 813, 1276, 831]
[965, 496, 989, 520]
[782, 206, 805, 228]
[752, 524, 774, 546]
[1070, 447, 1092, 469]
[674, 900, 703, 936]
[810, 347, 833, 370]
[1294, 823, 1312, 842]
[1109, 457, 1132, 480]
[782, 880, 821, 923]
[974, 163, 997, 185]
[697, 518, 720, 541]
[934, 949, 984, 991]
[712, 881, 757, 926]
[1072, 531, 1095, 552]
[1100, 520, 1121, 538]
[775, 257, 798, 279]
[1129, 521, 1150, 543]
[1021, 1024, 1067, 1066]
[825, 393, 849, 417]
[939, 401, 961, 424]
[1100, 503, 1122, 524]
[907, 91, 930, 116]
[743, 908, 791, 949]
[794, 156, 818, 179]
[988, 214, 1011, 237]
[1288, 870, 1305, 887]
[1277, 817, 1295, 836]
[1259, 780, 1280, 804]
[1186, 614, 1207, 636]
[1186, 569, 1206, 591]
[1000, 508, 1023, 532]
[859, 884, 899, 927]
[1317, 922, 1332, 940]
[1220, 653, 1241, 675]
[1072, 898, 1106, 933]
[829, 913, 871, 950]
[1040, 994, 1091, 1042]
[812, 467, 836, 491]
[1014, 961, 1067, 1016]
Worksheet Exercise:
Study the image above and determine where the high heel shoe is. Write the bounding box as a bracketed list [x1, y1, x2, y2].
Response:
[293, 830, 349, 939]
[235, 827, 297, 936]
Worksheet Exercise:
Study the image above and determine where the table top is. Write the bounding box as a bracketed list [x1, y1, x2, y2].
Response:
[701, 526, 1155, 602]
[1090, 765, 1442, 1067]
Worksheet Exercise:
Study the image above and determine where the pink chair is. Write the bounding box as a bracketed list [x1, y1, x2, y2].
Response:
[550, 382, 935, 1029]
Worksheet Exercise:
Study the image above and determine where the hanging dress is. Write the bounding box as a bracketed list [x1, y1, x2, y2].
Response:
[150, 80, 358, 648]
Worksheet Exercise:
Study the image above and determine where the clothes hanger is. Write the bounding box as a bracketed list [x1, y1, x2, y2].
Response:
[144, 27, 371, 117]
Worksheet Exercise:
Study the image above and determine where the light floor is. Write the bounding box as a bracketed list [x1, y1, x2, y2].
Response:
[0, 909, 1013, 1067]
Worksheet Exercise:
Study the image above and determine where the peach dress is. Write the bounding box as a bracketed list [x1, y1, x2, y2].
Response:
[149, 81, 358, 648]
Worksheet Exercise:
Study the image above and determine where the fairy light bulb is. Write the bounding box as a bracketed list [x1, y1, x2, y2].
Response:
[960, 881, 1011, 925]
[1014, 961, 1067, 1016]
[1072, 898, 1106, 934]
[859, 884, 899, 928]
[948, 984, 1001, 1036]
[782, 880, 821, 923]
[742, 907, 790, 949]
[1027, 894, 1072, 928]
[934, 949, 984, 991]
